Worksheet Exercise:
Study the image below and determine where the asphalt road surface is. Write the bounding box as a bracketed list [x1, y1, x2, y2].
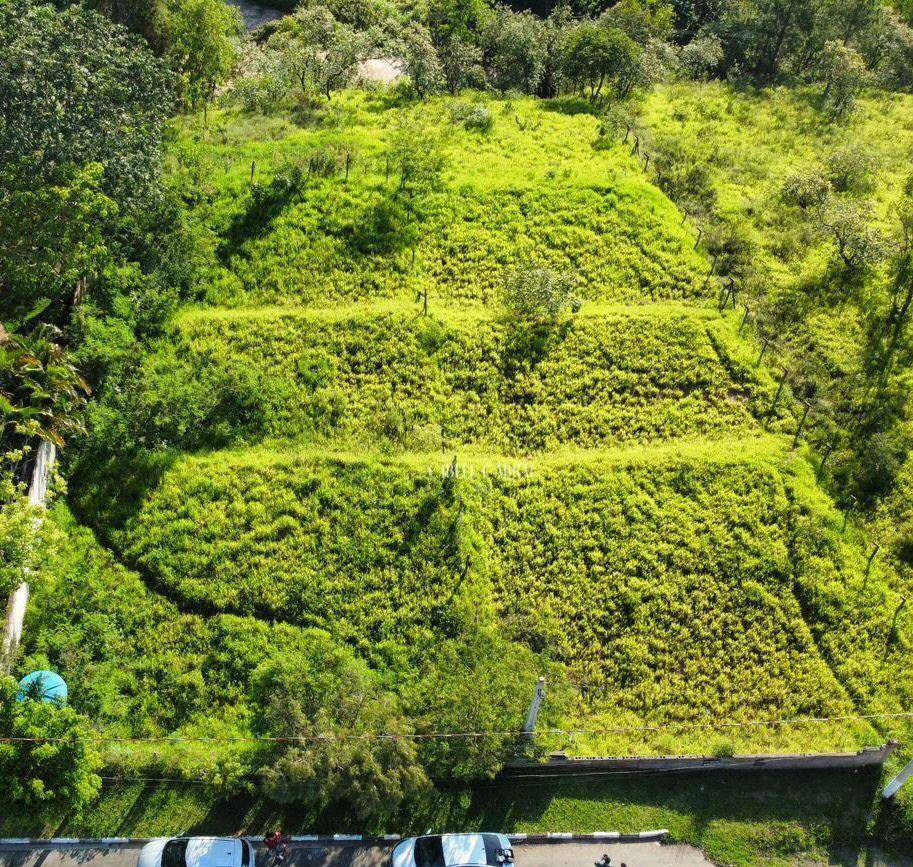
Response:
[0, 840, 712, 867]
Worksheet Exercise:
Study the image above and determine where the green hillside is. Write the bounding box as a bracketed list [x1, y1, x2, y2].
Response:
[56, 86, 912, 759]
[13, 83, 913, 859]
[189, 94, 707, 307]
[80, 439, 873, 753]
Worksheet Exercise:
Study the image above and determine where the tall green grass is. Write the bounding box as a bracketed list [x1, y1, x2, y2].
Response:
[160, 303, 759, 452]
[173, 92, 707, 308]
[71, 440, 900, 755]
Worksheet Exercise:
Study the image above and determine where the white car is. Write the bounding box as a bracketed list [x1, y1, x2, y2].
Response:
[138, 838, 255, 867]
[392, 834, 514, 867]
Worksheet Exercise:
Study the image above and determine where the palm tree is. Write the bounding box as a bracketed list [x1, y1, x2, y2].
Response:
[0, 322, 89, 451]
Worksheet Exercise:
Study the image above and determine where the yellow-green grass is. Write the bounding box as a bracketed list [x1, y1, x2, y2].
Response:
[639, 82, 913, 363]
[167, 301, 760, 453]
[641, 82, 913, 240]
[173, 92, 708, 308]
[74, 438, 905, 756]
[13, 507, 897, 859]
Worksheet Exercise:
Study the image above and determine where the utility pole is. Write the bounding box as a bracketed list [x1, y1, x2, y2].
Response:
[522, 677, 547, 737]
[2, 440, 56, 672]
[884, 759, 913, 799]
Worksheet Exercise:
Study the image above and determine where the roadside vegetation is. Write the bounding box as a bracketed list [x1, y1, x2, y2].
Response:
[3, 0, 913, 861]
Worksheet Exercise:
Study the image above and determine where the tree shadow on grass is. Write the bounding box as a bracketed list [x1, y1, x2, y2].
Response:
[65, 766, 901, 864]
[500, 318, 573, 386]
[219, 167, 306, 263]
[452, 768, 881, 862]
[67, 448, 178, 540]
[172, 766, 882, 854]
[540, 97, 600, 117]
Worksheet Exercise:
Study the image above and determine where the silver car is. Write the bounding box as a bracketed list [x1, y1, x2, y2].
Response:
[392, 834, 514, 867]
[138, 838, 255, 867]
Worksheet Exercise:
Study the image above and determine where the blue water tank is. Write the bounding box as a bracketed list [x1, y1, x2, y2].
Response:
[17, 670, 68, 704]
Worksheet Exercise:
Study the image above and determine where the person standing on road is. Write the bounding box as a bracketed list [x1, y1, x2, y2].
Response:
[265, 831, 288, 863]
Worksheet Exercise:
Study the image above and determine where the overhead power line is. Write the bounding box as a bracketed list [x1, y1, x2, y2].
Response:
[4, 709, 913, 746]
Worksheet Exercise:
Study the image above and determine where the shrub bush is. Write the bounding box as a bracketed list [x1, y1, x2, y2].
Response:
[453, 102, 494, 132]
[503, 264, 579, 319]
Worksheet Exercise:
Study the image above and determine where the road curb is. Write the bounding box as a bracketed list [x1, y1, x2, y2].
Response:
[0, 832, 669, 846]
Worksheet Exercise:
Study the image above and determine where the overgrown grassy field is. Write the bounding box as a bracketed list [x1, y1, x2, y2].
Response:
[20, 85, 913, 860]
[183, 93, 707, 307]
[639, 81, 913, 448]
[158, 302, 759, 451]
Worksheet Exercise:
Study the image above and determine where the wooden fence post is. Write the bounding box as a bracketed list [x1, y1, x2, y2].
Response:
[739, 304, 750, 333]
[792, 401, 811, 449]
[765, 369, 789, 430]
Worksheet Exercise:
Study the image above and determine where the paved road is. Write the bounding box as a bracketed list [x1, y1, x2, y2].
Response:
[0, 841, 712, 867]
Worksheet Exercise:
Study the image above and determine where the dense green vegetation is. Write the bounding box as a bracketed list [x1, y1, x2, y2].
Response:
[120, 303, 755, 451]
[77, 440, 880, 758]
[4, 0, 913, 858]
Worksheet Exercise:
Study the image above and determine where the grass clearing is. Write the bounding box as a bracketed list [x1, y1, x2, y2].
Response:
[176, 92, 707, 308]
[65, 438, 900, 756]
[164, 302, 759, 453]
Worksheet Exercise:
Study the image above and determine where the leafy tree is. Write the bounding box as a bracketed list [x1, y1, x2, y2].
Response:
[672, 0, 728, 40]
[167, 0, 242, 113]
[401, 22, 444, 97]
[859, 6, 913, 90]
[638, 35, 681, 83]
[251, 632, 428, 817]
[713, 0, 822, 80]
[406, 632, 546, 779]
[825, 144, 877, 194]
[481, 8, 548, 93]
[819, 198, 888, 277]
[540, 3, 574, 96]
[0, 0, 175, 215]
[439, 33, 487, 93]
[0, 676, 100, 821]
[781, 167, 832, 210]
[603, 0, 675, 44]
[0, 324, 90, 448]
[680, 33, 724, 77]
[558, 21, 642, 98]
[92, 0, 169, 49]
[0, 0, 187, 362]
[53, 0, 171, 50]
[428, 0, 490, 44]
[819, 39, 869, 119]
[271, 5, 371, 100]
[270, 7, 332, 93]
[825, 0, 883, 44]
[0, 164, 118, 325]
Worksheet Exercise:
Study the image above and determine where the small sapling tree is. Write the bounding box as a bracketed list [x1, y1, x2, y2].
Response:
[503, 265, 579, 320]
